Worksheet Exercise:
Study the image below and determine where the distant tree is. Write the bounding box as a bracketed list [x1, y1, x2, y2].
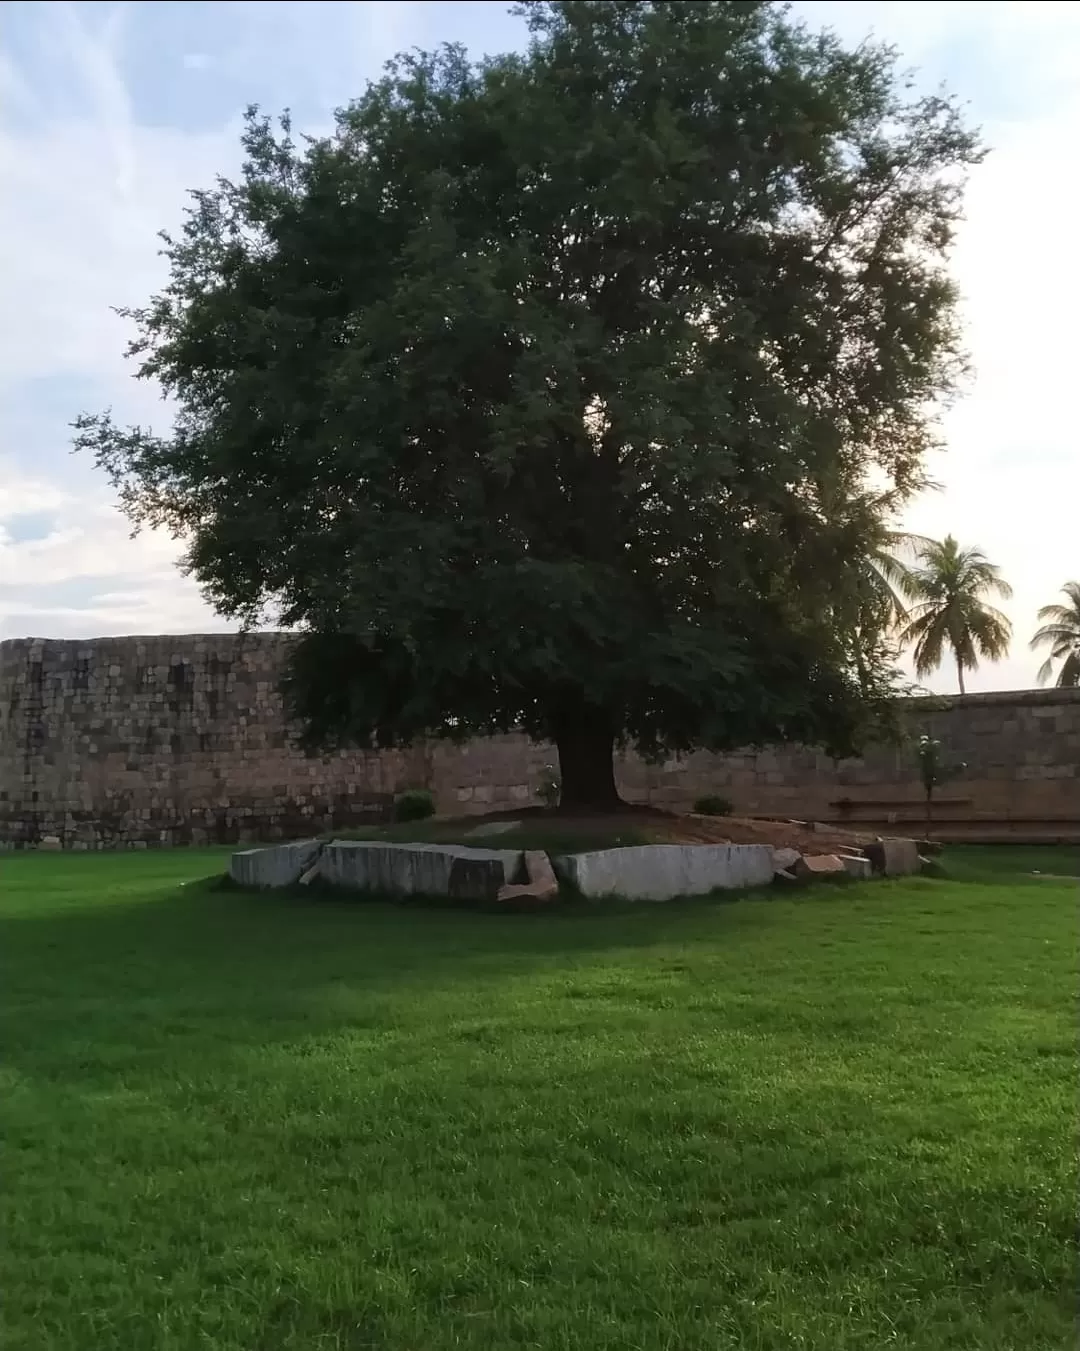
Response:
[1030, 582, 1080, 688]
[914, 732, 965, 834]
[73, 0, 981, 807]
[792, 472, 929, 694]
[899, 536, 1012, 694]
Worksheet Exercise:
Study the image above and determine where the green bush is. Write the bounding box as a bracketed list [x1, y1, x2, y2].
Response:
[693, 794, 734, 817]
[394, 789, 436, 822]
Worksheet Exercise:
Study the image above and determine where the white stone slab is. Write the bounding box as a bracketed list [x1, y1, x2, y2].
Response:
[552, 844, 774, 901]
[320, 841, 523, 897]
[229, 839, 322, 889]
[839, 854, 873, 880]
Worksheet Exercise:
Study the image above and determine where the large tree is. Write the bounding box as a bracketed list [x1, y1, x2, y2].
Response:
[75, 0, 981, 806]
[1030, 582, 1080, 688]
[899, 536, 1012, 694]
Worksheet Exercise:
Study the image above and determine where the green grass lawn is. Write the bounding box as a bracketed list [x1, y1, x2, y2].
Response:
[1, 847, 1076, 1350]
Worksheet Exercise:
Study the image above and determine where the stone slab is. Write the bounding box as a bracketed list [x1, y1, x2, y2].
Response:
[552, 844, 774, 901]
[864, 837, 921, 876]
[447, 856, 506, 902]
[839, 854, 873, 880]
[320, 841, 523, 898]
[298, 858, 323, 886]
[772, 847, 801, 873]
[794, 854, 847, 877]
[498, 850, 560, 903]
[229, 839, 322, 889]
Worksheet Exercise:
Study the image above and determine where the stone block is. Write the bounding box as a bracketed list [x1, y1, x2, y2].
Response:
[864, 837, 921, 876]
[772, 847, 801, 873]
[298, 858, 323, 886]
[794, 854, 847, 877]
[839, 854, 872, 880]
[552, 844, 774, 901]
[229, 839, 322, 888]
[319, 841, 523, 898]
[498, 850, 560, 903]
[448, 856, 505, 902]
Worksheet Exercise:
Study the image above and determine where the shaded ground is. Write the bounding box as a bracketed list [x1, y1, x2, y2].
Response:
[347, 805, 879, 856]
[640, 811, 875, 853]
[1, 846, 1076, 1350]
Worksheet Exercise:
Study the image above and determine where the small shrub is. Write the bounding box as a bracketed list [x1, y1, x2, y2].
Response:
[915, 734, 966, 829]
[536, 766, 561, 809]
[693, 794, 733, 817]
[394, 789, 435, 822]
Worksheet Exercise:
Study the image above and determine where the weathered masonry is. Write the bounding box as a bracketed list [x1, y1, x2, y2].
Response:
[1, 633, 1077, 846]
[0, 634, 428, 848]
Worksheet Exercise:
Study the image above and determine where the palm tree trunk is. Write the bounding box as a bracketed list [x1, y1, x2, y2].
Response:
[956, 658, 966, 695]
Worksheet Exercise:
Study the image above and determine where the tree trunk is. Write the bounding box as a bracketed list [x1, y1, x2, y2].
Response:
[551, 703, 621, 810]
[956, 659, 966, 695]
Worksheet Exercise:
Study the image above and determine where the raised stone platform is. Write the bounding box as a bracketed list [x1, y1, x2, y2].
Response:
[229, 839, 322, 889]
[316, 840, 523, 900]
[229, 836, 915, 903]
[552, 843, 774, 901]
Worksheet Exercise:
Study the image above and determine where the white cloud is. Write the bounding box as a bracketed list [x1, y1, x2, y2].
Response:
[0, 9, 242, 389]
[0, 4, 274, 641]
[0, 454, 216, 636]
[1, 0, 1076, 697]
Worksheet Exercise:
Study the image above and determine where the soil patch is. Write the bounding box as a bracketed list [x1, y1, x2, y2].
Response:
[442, 806, 878, 855]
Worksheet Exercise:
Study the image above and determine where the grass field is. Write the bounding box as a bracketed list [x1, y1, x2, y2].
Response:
[1, 846, 1076, 1350]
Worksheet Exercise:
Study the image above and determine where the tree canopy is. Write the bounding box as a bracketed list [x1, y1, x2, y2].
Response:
[1030, 582, 1080, 688]
[75, 0, 982, 804]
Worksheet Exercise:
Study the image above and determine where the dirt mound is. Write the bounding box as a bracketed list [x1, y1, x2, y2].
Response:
[465, 805, 878, 854]
[645, 814, 875, 854]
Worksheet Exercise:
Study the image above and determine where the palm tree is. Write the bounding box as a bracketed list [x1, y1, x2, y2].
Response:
[898, 535, 1012, 694]
[801, 476, 928, 690]
[821, 489, 929, 697]
[860, 527, 924, 628]
[818, 480, 925, 629]
[1030, 582, 1080, 687]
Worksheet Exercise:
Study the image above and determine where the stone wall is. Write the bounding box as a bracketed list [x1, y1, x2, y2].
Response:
[2, 634, 1078, 846]
[0, 635, 428, 847]
[610, 688, 1080, 841]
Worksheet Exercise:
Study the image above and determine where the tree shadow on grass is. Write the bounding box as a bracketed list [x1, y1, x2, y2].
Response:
[0, 866, 792, 1093]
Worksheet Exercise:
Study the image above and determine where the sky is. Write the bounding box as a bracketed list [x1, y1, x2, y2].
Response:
[1, 1, 1077, 694]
